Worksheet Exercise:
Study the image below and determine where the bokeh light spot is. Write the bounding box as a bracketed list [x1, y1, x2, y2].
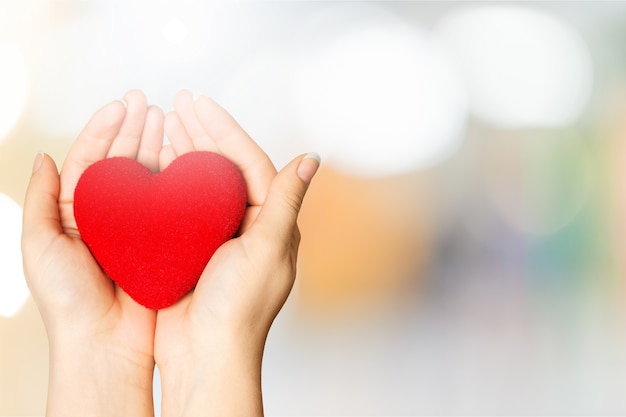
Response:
[0, 43, 28, 142]
[0, 194, 29, 317]
[215, 49, 302, 170]
[437, 5, 593, 128]
[297, 167, 433, 314]
[30, 16, 126, 138]
[485, 131, 593, 236]
[162, 18, 189, 46]
[289, 4, 468, 177]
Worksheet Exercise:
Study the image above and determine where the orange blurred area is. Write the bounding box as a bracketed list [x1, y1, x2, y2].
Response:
[297, 166, 433, 314]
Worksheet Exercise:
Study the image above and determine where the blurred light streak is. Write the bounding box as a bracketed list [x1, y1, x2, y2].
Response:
[0, 194, 29, 317]
[297, 166, 433, 314]
[485, 131, 593, 237]
[437, 5, 593, 128]
[289, 4, 468, 177]
[0, 43, 28, 142]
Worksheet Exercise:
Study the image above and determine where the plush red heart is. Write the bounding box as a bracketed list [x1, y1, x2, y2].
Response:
[73, 151, 247, 310]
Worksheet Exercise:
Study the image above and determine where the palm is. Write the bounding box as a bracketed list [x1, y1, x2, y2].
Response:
[154, 90, 287, 363]
[33, 91, 164, 360]
[153, 236, 263, 360]
[150, 91, 316, 417]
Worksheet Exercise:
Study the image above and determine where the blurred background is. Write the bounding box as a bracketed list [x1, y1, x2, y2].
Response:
[2, 0, 626, 415]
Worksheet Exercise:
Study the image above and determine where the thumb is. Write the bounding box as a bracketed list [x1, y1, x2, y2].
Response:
[22, 152, 62, 252]
[252, 153, 320, 241]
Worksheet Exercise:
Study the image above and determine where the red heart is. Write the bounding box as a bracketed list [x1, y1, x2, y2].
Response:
[73, 151, 247, 310]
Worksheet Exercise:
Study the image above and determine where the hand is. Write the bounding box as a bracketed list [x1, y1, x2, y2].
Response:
[154, 90, 319, 417]
[21, 90, 164, 417]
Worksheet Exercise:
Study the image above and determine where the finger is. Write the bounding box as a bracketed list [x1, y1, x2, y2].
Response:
[164, 110, 195, 155]
[107, 90, 149, 159]
[237, 205, 261, 235]
[159, 144, 178, 171]
[173, 89, 219, 152]
[22, 153, 62, 255]
[194, 95, 276, 206]
[250, 153, 320, 242]
[58, 100, 126, 206]
[137, 105, 165, 173]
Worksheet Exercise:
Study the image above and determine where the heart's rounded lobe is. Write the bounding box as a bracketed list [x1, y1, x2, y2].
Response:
[74, 151, 247, 309]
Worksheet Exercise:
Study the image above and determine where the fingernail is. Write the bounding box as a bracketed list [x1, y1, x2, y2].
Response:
[297, 153, 321, 183]
[32, 151, 45, 173]
[119, 98, 128, 108]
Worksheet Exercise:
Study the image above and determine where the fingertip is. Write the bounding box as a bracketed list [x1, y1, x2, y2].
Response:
[193, 94, 219, 113]
[147, 104, 165, 117]
[163, 110, 180, 130]
[175, 88, 193, 99]
[30, 151, 59, 177]
[23, 151, 61, 238]
[159, 144, 177, 171]
[164, 110, 195, 155]
[297, 153, 321, 184]
[92, 99, 127, 130]
[123, 89, 148, 106]
[251, 153, 318, 240]
[31, 151, 45, 174]
[163, 111, 182, 140]
[146, 105, 165, 128]
[175, 88, 192, 96]
[173, 89, 192, 109]
[138, 106, 166, 173]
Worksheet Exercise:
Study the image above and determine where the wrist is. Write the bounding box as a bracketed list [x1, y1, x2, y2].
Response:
[46, 334, 155, 417]
[157, 329, 266, 417]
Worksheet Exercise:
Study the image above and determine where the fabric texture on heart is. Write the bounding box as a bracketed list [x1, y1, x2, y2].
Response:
[74, 151, 247, 310]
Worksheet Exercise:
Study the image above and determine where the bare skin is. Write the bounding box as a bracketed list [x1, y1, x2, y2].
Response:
[22, 90, 162, 417]
[155, 90, 319, 417]
[22, 89, 319, 417]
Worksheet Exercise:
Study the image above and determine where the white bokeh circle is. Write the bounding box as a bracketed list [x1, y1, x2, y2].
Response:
[0, 43, 28, 142]
[437, 5, 593, 128]
[0, 193, 29, 317]
[215, 49, 303, 170]
[289, 4, 468, 177]
[30, 16, 127, 138]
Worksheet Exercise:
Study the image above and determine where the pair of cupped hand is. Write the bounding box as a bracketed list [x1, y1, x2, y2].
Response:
[21, 89, 319, 416]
